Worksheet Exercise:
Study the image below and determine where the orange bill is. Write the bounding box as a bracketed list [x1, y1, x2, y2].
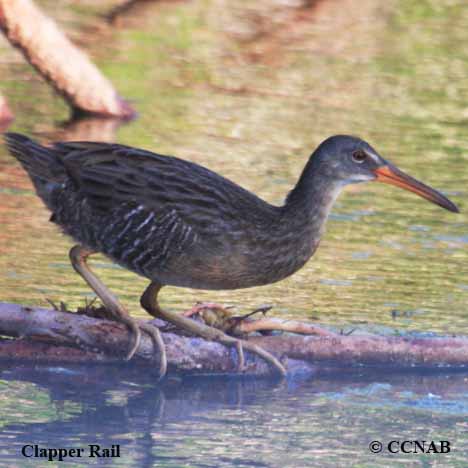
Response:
[374, 165, 459, 213]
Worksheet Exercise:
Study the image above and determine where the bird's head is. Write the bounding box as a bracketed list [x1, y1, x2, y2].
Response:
[310, 135, 459, 213]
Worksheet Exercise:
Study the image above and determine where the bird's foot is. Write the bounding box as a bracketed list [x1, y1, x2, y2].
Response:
[227, 335, 285, 375]
[184, 302, 275, 337]
[140, 282, 286, 377]
[132, 322, 167, 377]
[67, 247, 167, 376]
[179, 320, 285, 375]
[235, 339, 245, 372]
[121, 317, 166, 376]
[74, 303, 167, 378]
[179, 311, 286, 376]
[154, 307, 286, 376]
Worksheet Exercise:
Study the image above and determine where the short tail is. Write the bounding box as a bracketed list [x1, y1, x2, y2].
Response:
[4, 132, 66, 207]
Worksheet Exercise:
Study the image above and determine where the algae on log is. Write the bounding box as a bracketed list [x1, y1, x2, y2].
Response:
[0, 0, 135, 118]
[0, 302, 467, 376]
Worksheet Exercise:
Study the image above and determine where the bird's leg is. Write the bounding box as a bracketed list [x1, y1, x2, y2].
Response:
[69, 245, 166, 375]
[140, 281, 287, 377]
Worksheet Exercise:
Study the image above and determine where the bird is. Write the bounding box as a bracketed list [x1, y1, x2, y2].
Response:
[4, 132, 459, 377]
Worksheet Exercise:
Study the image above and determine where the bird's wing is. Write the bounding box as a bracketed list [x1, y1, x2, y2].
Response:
[57, 142, 273, 237]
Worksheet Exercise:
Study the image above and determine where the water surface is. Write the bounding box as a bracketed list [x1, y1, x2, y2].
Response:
[0, 0, 467, 465]
[0, 365, 467, 467]
[0, 0, 466, 334]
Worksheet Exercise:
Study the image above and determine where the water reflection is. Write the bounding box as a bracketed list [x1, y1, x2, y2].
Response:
[0, 365, 466, 466]
[51, 115, 128, 142]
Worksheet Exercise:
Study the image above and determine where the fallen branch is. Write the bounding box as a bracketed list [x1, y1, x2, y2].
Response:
[0, 302, 467, 376]
[0, 0, 135, 118]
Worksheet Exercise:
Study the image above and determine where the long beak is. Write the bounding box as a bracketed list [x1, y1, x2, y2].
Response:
[374, 165, 459, 213]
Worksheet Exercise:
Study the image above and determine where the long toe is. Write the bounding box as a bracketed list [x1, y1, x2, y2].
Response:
[123, 318, 167, 378]
[139, 323, 167, 378]
[235, 338, 286, 377]
[124, 319, 142, 361]
[235, 340, 245, 372]
[147, 300, 287, 377]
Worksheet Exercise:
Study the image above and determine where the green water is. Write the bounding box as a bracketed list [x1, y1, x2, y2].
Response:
[1, 0, 466, 336]
[0, 0, 467, 466]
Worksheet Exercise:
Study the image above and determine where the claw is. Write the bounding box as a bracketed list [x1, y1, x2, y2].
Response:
[139, 323, 167, 378]
[124, 321, 142, 361]
[69, 246, 167, 379]
[124, 321, 167, 378]
[140, 283, 287, 378]
[235, 340, 245, 372]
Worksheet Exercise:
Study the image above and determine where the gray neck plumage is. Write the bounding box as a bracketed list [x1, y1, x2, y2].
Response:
[282, 157, 345, 243]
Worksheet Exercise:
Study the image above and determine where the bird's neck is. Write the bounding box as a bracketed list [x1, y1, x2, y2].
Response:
[281, 160, 344, 245]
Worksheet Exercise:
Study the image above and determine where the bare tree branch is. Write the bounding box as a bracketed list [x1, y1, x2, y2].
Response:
[0, 302, 466, 376]
[0, 0, 136, 118]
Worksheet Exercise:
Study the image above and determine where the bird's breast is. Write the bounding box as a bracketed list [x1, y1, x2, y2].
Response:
[158, 226, 320, 290]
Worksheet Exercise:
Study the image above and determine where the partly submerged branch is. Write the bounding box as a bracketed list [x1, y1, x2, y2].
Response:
[0, 302, 467, 376]
[0, 0, 135, 118]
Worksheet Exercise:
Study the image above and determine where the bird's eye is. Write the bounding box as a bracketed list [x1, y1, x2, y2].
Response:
[352, 150, 367, 163]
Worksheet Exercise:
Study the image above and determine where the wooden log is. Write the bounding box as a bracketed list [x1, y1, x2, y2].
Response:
[0, 0, 135, 118]
[0, 302, 466, 376]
